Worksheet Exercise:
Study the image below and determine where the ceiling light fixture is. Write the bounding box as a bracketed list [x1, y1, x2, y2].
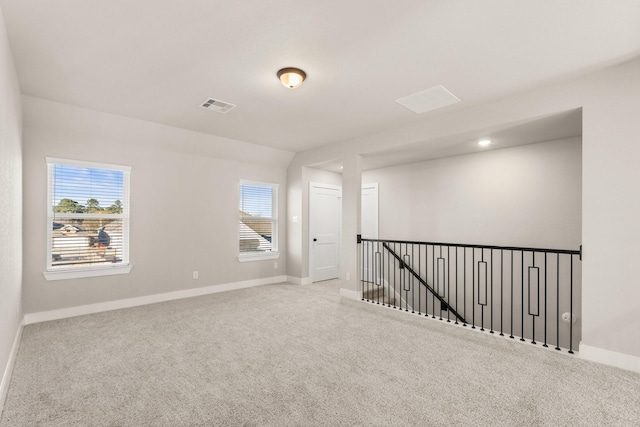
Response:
[277, 67, 306, 89]
[478, 139, 492, 147]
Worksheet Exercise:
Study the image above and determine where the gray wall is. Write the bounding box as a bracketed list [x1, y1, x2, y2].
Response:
[362, 137, 582, 249]
[0, 4, 22, 407]
[21, 96, 294, 314]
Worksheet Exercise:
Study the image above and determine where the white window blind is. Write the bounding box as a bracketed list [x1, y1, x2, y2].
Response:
[239, 181, 278, 256]
[46, 158, 131, 273]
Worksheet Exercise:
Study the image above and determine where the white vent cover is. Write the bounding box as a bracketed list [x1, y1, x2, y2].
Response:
[200, 98, 236, 113]
[395, 85, 461, 114]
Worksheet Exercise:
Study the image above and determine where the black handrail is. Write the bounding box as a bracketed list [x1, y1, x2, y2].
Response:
[363, 238, 580, 256]
[382, 242, 466, 324]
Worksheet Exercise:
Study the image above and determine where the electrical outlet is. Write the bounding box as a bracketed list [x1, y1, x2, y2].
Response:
[193, 271, 199, 279]
[274, 262, 278, 269]
[346, 272, 351, 281]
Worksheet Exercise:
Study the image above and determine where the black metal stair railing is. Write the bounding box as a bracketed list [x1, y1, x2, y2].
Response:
[360, 238, 581, 353]
[382, 242, 466, 324]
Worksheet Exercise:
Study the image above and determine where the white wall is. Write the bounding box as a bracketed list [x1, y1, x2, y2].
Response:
[21, 96, 294, 314]
[287, 56, 640, 362]
[0, 4, 23, 411]
[363, 137, 582, 249]
[580, 60, 640, 364]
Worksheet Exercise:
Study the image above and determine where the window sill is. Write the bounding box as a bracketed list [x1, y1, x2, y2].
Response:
[43, 264, 132, 281]
[238, 252, 280, 263]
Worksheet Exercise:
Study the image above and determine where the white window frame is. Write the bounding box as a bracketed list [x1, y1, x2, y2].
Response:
[44, 157, 132, 281]
[238, 180, 279, 262]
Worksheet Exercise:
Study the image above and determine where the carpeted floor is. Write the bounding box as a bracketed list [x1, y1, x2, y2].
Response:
[2, 280, 639, 426]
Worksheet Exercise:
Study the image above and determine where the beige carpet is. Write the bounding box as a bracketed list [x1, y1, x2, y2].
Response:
[2, 281, 639, 426]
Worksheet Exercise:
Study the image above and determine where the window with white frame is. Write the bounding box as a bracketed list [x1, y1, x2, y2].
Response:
[239, 180, 278, 261]
[45, 157, 131, 280]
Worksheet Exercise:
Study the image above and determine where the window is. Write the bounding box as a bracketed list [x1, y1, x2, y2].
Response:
[45, 157, 131, 280]
[239, 180, 278, 261]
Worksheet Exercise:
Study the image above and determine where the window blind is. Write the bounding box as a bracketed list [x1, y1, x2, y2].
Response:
[239, 182, 277, 254]
[47, 158, 130, 270]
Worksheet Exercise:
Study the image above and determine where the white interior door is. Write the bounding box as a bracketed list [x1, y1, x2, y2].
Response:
[361, 183, 379, 283]
[309, 183, 342, 282]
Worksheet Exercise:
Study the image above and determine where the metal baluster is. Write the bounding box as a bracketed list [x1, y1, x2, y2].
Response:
[403, 253, 410, 312]
[447, 246, 451, 322]
[510, 250, 514, 339]
[455, 247, 459, 325]
[432, 244, 436, 319]
[438, 246, 443, 321]
[425, 244, 430, 317]
[480, 248, 485, 331]
[569, 255, 574, 354]
[543, 253, 548, 347]
[555, 253, 561, 351]
[361, 241, 365, 300]
[375, 247, 381, 305]
[411, 244, 415, 313]
[399, 242, 404, 310]
[530, 251, 538, 345]
[418, 244, 422, 315]
[472, 248, 475, 329]
[380, 242, 384, 305]
[490, 249, 494, 333]
[500, 250, 504, 336]
[365, 242, 373, 301]
[463, 248, 467, 326]
[393, 243, 402, 310]
[390, 243, 395, 308]
[520, 250, 525, 342]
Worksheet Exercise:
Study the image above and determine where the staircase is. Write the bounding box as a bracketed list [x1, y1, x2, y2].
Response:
[361, 285, 396, 306]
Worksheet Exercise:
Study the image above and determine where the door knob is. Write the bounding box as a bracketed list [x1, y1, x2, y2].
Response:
[313, 238, 318, 242]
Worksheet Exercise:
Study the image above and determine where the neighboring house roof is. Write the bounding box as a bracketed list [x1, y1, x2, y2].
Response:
[239, 222, 272, 252]
[240, 211, 272, 238]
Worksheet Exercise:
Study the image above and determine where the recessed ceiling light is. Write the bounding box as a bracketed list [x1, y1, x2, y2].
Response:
[478, 139, 491, 147]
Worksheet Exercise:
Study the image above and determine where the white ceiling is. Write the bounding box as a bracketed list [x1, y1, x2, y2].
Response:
[311, 108, 582, 172]
[1, 1, 639, 153]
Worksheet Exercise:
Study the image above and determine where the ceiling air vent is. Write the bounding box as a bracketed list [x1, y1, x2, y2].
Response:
[395, 85, 460, 114]
[199, 97, 236, 113]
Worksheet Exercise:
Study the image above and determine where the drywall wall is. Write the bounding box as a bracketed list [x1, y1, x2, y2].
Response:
[362, 137, 582, 249]
[287, 56, 640, 360]
[579, 59, 640, 364]
[0, 5, 22, 411]
[21, 96, 294, 314]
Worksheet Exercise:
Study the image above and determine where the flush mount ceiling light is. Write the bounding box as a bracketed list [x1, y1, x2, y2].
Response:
[277, 67, 306, 89]
[478, 139, 492, 147]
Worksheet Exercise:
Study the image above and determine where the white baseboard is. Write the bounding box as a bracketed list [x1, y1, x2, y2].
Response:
[286, 276, 312, 285]
[579, 343, 640, 373]
[24, 275, 287, 325]
[340, 288, 361, 301]
[1, 320, 23, 416]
